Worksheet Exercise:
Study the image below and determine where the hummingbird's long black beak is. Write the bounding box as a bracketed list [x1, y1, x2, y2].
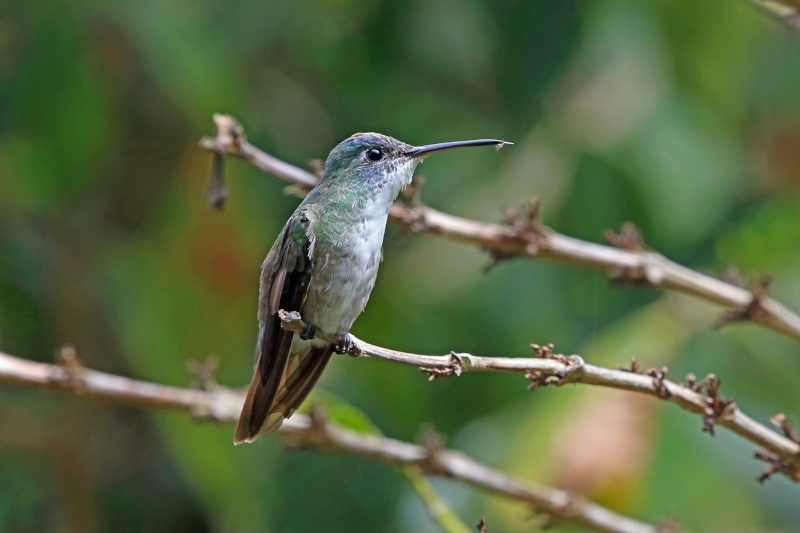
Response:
[403, 139, 513, 158]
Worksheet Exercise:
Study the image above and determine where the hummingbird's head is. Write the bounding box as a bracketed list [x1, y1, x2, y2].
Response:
[323, 133, 512, 201]
[322, 133, 416, 198]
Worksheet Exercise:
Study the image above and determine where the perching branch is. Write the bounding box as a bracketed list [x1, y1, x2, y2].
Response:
[279, 310, 800, 483]
[0, 349, 660, 533]
[199, 115, 800, 345]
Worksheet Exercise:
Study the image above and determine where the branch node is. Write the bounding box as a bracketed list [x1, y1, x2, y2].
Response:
[284, 405, 329, 451]
[770, 413, 800, 444]
[604, 222, 645, 252]
[755, 449, 800, 484]
[309, 404, 327, 432]
[549, 491, 585, 520]
[616, 356, 641, 374]
[697, 374, 735, 436]
[525, 345, 582, 390]
[685, 372, 699, 392]
[558, 355, 585, 385]
[209, 113, 246, 153]
[486, 198, 548, 270]
[530, 343, 555, 359]
[417, 424, 448, 476]
[645, 366, 671, 399]
[199, 114, 246, 210]
[394, 176, 429, 234]
[476, 516, 488, 533]
[420, 353, 464, 381]
[714, 274, 774, 329]
[604, 223, 656, 287]
[186, 355, 220, 392]
[756, 414, 800, 480]
[607, 266, 646, 287]
[608, 254, 666, 288]
[54, 343, 84, 394]
[618, 358, 675, 398]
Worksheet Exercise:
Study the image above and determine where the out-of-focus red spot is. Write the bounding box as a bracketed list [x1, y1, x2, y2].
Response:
[190, 231, 250, 294]
[757, 127, 800, 189]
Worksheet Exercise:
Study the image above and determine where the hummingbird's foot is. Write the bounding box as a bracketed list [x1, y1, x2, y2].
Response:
[335, 333, 353, 355]
[299, 323, 317, 341]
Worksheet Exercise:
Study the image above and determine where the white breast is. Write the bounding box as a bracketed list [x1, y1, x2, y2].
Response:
[301, 158, 418, 335]
[303, 201, 388, 335]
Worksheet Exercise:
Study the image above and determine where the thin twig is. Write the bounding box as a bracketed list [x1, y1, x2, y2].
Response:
[0, 349, 658, 533]
[277, 310, 800, 482]
[404, 466, 474, 533]
[199, 115, 800, 345]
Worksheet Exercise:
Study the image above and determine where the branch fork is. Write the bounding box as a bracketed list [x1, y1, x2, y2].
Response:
[714, 275, 774, 329]
[198, 113, 246, 156]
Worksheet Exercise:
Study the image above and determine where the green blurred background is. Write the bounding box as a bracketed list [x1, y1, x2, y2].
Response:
[2, 0, 800, 531]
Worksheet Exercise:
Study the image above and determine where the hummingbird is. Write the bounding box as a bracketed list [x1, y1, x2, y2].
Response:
[234, 133, 511, 444]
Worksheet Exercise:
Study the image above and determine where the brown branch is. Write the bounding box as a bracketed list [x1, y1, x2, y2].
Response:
[199, 115, 800, 345]
[0, 349, 659, 533]
[278, 311, 800, 483]
[749, 0, 800, 34]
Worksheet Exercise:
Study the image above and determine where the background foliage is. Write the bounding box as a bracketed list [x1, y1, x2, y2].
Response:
[2, 0, 800, 531]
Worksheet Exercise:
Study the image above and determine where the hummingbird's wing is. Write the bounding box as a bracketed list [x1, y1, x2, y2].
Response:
[234, 211, 329, 444]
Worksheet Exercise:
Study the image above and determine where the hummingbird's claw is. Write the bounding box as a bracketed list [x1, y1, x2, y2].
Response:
[299, 323, 317, 341]
[335, 333, 353, 355]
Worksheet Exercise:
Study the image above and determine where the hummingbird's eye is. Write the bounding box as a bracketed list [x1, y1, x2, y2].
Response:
[366, 148, 383, 162]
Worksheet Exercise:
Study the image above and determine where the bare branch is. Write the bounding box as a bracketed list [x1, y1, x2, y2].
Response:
[748, 0, 800, 35]
[0, 349, 659, 533]
[278, 311, 800, 482]
[199, 115, 800, 345]
[199, 114, 318, 189]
